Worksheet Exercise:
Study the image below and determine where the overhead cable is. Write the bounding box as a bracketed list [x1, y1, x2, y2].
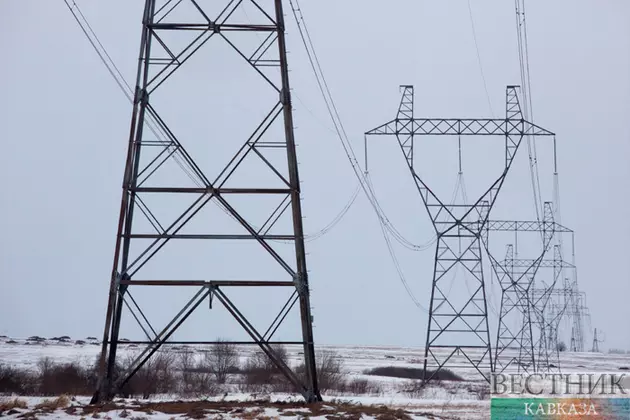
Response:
[63, 0, 356, 242]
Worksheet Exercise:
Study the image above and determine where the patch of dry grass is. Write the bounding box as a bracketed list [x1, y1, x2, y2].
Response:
[233, 407, 265, 419]
[307, 402, 413, 420]
[0, 397, 28, 411]
[122, 401, 412, 420]
[35, 395, 71, 410]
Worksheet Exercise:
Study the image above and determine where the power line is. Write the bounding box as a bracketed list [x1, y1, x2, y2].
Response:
[62, 0, 206, 189]
[289, 0, 436, 252]
[62, 0, 357, 243]
[514, 0, 544, 225]
[304, 184, 360, 242]
[241, 5, 338, 135]
[288, 0, 439, 311]
[466, 0, 494, 116]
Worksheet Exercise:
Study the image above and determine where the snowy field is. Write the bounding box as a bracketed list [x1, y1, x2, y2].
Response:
[1, 336, 629, 419]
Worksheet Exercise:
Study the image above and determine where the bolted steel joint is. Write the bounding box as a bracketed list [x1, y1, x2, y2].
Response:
[280, 87, 291, 106]
[117, 272, 131, 294]
[206, 284, 217, 309]
[293, 272, 308, 296]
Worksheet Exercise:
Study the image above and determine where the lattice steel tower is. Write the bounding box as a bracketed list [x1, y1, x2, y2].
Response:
[591, 328, 601, 352]
[506, 245, 570, 372]
[365, 85, 554, 383]
[92, 0, 321, 403]
[483, 203, 556, 374]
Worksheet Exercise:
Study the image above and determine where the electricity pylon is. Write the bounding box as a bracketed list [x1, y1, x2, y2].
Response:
[567, 288, 589, 352]
[498, 245, 573, 372]
[525, 245, 567, 372]
[483, 203, 556, 374]
[591, 328, 602, 352]
[529, 278, 577, 371]
[92, 0, 321, 403]
[365, 85, 555, 383]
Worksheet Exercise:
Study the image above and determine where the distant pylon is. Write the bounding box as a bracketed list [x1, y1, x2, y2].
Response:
[486, 202, 555, 374]
[591, 328, 600, 353]
[365, 85, 555, 383]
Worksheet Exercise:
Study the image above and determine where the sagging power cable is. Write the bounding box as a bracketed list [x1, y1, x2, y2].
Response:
[289, 0, 436, 251]
[467, 0, 494, 116]
[515, 0, 544, 227]
[289, 0, 439, 311]
[62, 0, 356, 243]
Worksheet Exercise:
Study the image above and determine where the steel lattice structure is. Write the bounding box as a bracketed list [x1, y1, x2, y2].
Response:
[564, 283, 589, 352]
[519, 245, 568, 372]
[530, 265, 588, 355]
[482, 203, 556, 374]
[591, 328, 602, 352]
[479, 205, 585, 375]
[365, 85, 555, 383]
[496, 242, 578, 373]
[92, 0, 321, 403]
[479, 204, 578, 374]
[570, 302, 589, 352]
[530, 278, 578, 366]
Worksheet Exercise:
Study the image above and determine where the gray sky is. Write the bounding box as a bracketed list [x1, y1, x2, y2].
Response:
[1, 0, 629, 352]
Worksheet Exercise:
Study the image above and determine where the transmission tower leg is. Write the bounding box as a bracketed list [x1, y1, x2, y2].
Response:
[422, 234, 493, 383]
[275, 0, 320, 400]
[494, 286, 534, 373]
[104, 289, 126, 398]
[536, 245, 563, 372]
[492, 244, 534, 374]
[518, 300, 536, 372]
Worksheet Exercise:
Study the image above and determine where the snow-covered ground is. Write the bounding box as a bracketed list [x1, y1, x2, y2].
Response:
[1, 336, 629, 419]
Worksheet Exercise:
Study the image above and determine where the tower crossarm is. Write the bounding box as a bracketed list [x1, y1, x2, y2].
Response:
[365, 86, 556, 236]
[484, 220, 572, 233]
[531, 289, 570, 299]
[365, 118, 555, 137]
[507, 259, 575, 269]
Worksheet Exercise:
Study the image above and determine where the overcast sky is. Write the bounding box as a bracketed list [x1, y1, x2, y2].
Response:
[1, 0, 629, 352]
